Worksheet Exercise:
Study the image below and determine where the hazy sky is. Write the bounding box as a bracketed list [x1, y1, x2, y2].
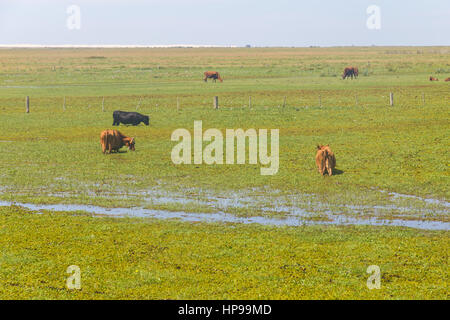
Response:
[0, 0, 449, 46]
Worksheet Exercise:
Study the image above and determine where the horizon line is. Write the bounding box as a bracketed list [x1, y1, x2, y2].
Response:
[0, 44, 449, 49]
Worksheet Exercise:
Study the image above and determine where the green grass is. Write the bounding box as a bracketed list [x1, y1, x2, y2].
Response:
[0, 47, 448, 299]
[0, 205, 447, 299]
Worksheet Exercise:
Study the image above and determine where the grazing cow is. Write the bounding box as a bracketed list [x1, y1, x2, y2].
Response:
[315, 145, 336, 176]
[444, 77, 450, 82]
[113, 111, 149, 126]
[100, 130, 135, 154]
[429, 76, 439, 81]
[204, 71, 223, 82]
[342, 67, 358, 79]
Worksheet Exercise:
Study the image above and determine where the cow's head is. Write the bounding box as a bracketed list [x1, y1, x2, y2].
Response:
[144, 116, 150, 126]
[124, 137, 135, 151]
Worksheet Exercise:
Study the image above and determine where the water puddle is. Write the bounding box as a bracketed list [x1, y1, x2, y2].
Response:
[0, 200, 448, 231]
[381, 190, 450, 207]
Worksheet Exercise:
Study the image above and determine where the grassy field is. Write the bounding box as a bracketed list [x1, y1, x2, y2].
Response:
[0, 205, 448, 299]
[0, 47, 448, 299]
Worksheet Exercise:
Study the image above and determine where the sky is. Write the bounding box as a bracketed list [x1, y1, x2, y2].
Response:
[0, 0, 449, 46]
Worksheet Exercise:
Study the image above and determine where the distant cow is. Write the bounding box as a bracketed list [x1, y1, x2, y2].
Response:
[204, 71, 223, 82]
[342, 67, 358, 79]
[315, 145, 336, 176]
[113, 111, 149, 126]
[429, 76, 439, 81]
[100, 130, 135, 154]
[444, 77, 450, 82]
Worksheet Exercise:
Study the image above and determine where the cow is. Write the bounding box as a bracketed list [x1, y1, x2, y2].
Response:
[444, 77, 450, 82]
[113, 111, 149, 126]
[100, 130, 135, 154]
[342, 67, 358, 79]
[429, 76, 439, 81]
[204, 71, 223, 82]
[315, 145, 336, 176]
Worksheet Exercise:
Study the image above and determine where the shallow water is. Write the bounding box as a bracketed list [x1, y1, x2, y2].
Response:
[382, 190, 450, 207]
[0, 200, 448, 231]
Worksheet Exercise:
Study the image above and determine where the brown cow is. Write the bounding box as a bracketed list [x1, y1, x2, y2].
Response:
[342, 67, 358, 79]
[315, 145, 336, 176]
[204, 71, 223, 82]
[445, 77, 450, 82]
[429, 76, 439, 81]
[100, 129, 135, 154]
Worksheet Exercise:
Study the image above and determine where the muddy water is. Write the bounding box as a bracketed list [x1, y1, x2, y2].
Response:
[0, 200, 448, 231]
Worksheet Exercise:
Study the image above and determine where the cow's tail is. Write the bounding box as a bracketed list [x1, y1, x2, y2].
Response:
[101, 131, 107, 154]
[106, 132, 110, 153]
[104, 130, 115, 154]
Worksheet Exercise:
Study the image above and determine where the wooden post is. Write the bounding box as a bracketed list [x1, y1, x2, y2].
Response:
[214, 96, 219, 109]
[177, 97, 180, 111]
[283, 96, 286, 108]
[136, 97, 142, 110]
[26, 96, 29, 113]
[63, 96, 66, 111]
[422, 93, 425, 106]
[389, 92, 394, 106]
[249, 96, 252, 108]
[102, 97, 105, 112]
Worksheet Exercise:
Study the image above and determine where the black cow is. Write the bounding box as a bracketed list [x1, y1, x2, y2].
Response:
[113, 111, 150, 126]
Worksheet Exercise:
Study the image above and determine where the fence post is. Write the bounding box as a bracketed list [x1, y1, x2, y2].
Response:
[26, 96, 29, 113]
[101, 97, 105, 112]
[136, 97, 142, 110]
[355, 94, 358, 106]
[214, 96, 219, 109]
[63, 96, 66, 111]
[249, 96, 252, 108]
[422, 93, 425, 106]
[177, 97, 180, 111]
[283, 96, 286, 108]
[319, 94, 322, 107]
[389, 92, 394, 106]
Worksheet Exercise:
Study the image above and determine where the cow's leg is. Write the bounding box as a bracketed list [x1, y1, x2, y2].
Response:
[318, 163, 324, 175]
[327, 165, 333, 176]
